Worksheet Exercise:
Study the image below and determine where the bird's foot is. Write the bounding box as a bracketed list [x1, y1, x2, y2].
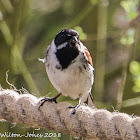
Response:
[39, 93, 62, 109]
[67, 104, 81, 114]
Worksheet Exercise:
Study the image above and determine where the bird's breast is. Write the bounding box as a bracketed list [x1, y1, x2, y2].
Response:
[45, 56, 94, 99]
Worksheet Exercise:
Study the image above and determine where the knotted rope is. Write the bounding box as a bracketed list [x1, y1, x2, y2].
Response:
[0, 89, 140, 140]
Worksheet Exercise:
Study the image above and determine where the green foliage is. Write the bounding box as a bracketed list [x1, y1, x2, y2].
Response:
[118, 0, 139, 110]
[90, 0, 98, 5]
[130, 61, 140, 75]
[120, 28, 135, 46]
[120, 0, 138, 46]
[120, 0, 139, 21]
[130, 61, 140, 93]
[74, 26, 87, 41]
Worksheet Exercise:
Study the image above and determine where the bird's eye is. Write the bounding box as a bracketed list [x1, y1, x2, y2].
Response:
[61, 34, 66, 40]
[55, 34, 67, 46]
[66, 35, 71, 40]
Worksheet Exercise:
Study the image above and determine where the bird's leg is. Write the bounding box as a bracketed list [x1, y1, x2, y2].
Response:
[68, 96, 82, 114]
[39, 93, 62, 108]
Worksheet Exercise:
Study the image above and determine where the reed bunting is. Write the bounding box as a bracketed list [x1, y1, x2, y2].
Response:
[39, 29, 95, 109]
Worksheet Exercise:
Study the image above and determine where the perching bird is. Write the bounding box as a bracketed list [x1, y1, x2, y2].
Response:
[39, 29, 95, 109]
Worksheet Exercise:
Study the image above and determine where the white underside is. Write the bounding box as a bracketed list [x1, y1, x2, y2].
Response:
[45, 41, 94, 103]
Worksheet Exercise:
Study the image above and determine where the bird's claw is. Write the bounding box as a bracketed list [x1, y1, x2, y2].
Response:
[39, 97, 57, 110]
[39, 93, 62, 110]
[67, 104, 81, 114]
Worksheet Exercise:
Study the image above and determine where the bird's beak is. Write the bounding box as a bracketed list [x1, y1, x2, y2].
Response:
[71, 36, 78, 43]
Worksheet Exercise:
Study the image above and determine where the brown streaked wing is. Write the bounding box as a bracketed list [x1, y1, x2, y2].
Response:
[85, 49, 93, 66]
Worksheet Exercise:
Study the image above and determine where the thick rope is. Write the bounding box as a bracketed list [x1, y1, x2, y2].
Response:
[0, 89, 140, 140]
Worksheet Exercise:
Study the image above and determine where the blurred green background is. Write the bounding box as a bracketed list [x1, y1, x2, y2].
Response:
[0, 0, 140, 139]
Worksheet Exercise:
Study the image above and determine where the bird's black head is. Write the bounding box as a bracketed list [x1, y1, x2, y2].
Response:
[54, 29, 80, 69]
[54, 29, 79, 47]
